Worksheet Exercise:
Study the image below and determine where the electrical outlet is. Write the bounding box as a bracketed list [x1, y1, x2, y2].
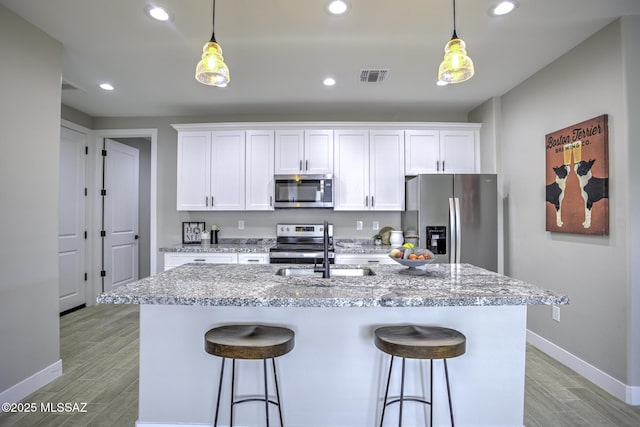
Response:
[356, 220, 363, 231]
[238, 220, 245, 230]
[552, 305, 560, 322]
[373, 221, 380, 231]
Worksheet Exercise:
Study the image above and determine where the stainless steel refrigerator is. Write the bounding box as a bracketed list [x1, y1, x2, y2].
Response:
[401, 174, 498, 271]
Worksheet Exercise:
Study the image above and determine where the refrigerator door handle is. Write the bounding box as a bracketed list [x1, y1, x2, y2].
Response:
[448, 197, 456, 263]
[454, 197, 462, 263]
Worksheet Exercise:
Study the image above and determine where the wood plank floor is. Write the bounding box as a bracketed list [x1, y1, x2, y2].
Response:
[1, 304, 639, 426]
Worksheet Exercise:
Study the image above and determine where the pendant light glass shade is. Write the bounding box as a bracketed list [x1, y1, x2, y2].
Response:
[438, 34, 474, 84]
[438, 0, 474, 84]
[195, 0, 230, 87]
[195, 40, 230, 86]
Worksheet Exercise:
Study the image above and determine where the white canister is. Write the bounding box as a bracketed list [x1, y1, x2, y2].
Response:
[389, 230, 404, 247]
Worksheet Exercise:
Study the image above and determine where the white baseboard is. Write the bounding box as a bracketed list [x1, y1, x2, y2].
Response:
[0, 359, 62, 410]
[527, 330, 640, 405]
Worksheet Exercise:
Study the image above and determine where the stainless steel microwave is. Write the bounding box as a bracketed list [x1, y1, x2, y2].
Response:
[273, 174, 334, 208]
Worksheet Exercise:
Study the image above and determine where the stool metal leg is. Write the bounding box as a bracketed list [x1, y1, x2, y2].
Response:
[429, 359, 433, 427]
[379, 355, 395, 427]
[230, 359, 236, 427]
[263, 358, 271, 427]
[399, 357, 406, 427]
[214, 358, 226, 427]
[272, 358, 285, 427]
[444, 359, 454, 427]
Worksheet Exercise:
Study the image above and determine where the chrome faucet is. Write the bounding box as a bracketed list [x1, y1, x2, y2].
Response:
[314, 221, 331, 278]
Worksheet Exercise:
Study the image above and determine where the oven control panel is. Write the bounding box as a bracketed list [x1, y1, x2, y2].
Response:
[276, 223, 333, 237]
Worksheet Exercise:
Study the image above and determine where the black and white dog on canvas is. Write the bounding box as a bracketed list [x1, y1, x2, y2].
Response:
[546, 165, 570, 227]
[574, 159, 608, 228]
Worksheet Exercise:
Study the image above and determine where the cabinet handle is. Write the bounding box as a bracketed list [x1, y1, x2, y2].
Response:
[193, 258, 206, 262]
[270, 196, 273, 207]
[371, 196, 375, 207]
[305, 160, 309, 171]
[205, 196, 209, 207]
[436, 160, 440, 172]
[245, 259, 260, 263]
[442, 160, 445, 172]
[299, 160, 302, 171]
[367, 260, 380, 263]
[365, 195, 368, 207]
[211, 196, 214, 207]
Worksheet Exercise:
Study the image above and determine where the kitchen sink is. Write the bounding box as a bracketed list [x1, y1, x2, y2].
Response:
[275, 267, 375, 277]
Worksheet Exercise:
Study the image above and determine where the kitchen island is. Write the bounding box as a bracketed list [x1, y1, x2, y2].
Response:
[98, 263, 568, 427]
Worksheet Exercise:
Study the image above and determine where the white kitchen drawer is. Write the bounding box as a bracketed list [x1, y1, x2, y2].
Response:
[237, 253, 269, 264]
[335, 254, 396, 265]
[164, 253, 239, 271]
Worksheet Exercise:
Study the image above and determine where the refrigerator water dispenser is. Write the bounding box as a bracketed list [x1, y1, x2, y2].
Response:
[426, 226, 447, 254]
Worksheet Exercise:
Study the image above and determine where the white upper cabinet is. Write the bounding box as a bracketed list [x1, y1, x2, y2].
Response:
[275, 129, 333, 174]
[405, 127, 479, 174]
[245, 130, 275, 211]
[334, 129, 404, 211]
[176, 130, 245, 211]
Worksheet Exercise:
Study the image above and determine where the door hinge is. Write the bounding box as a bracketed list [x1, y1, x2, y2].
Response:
[100, 230, 106, 237]
[100, 189, 107, 196]
[102, 149, 107, 157]
[100, 270, 106, 277]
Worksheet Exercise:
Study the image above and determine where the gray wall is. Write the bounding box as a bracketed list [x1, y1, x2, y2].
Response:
[0, 5, 62, 393]
[478, 18, 638, 385]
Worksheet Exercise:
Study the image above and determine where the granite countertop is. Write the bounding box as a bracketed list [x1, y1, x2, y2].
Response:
[160, 240, 392, 255]
[97, 263, 569, 308]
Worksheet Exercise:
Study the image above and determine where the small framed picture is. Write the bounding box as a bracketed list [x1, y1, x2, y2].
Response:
[182, 222, 205, 244]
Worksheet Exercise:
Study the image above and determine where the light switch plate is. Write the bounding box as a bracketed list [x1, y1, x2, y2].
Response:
[356, 220, 363, 231]
[552, 305, 560, 322]
[373, 221, 380, 231]
[238, 220, 245, 230]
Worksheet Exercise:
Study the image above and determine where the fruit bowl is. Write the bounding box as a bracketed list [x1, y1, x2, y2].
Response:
[388, 247, 436, 275]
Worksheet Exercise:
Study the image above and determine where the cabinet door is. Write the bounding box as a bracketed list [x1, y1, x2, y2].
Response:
[334, 130, 369, 210]
[304, 129, 334, 174]
[440, 130, 477, 173]
[405, 130, 440, 174]
[369, 131, 405, 211]
[177, 131, 211, 210]
[211, 131, 245, 210]
[274, 130, 304, 174]
[246, 130, 275, 210]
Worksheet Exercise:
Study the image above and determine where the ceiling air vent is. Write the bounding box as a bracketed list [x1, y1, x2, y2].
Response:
[360, 69, 389, 83]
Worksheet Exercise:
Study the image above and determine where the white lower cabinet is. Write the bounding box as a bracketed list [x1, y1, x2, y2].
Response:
[164, 253, 239, 271]
[237, 253, 269, 264]
[335, 254, 397, 265]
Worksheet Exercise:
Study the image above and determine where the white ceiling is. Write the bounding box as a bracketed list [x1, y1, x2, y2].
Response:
[2, 0, 639, 118]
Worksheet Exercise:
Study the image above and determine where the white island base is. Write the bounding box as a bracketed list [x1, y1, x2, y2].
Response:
[137, 304, 527, 427]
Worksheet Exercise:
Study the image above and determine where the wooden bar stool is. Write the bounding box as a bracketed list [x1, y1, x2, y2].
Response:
[205, 325, 295, 427]
[374, 325, 466, 427]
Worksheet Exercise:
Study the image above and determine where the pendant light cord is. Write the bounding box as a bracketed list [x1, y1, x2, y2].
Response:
[209, 0, 217, 43]
[451, 0, 458, 39]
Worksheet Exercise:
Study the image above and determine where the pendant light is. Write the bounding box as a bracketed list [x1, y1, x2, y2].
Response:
[438, 0, 474, 84]
[195, 0, 230, 87]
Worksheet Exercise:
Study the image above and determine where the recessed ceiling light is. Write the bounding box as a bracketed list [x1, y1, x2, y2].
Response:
[328, 1, 349, 15]
[99, 83, 114, 91]
[436, 80, 449, 87]
[323, 77, 336, 86]
[146, 5, 170, 21]
[489, 1, 518, 16]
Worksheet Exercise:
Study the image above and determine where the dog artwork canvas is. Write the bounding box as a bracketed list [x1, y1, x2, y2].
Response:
[545, 114, 609, 235]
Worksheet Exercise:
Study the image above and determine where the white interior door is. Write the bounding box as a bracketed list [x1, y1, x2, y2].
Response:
[103, 139, 139, 291]
[58, 126, 87, 312]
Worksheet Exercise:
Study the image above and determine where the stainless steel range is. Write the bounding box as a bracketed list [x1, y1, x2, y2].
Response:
[269, 223, 335, 264]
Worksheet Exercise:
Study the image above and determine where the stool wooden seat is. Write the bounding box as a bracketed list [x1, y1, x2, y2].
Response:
[205, 324, 295, 427]
[374, 325, 466, 427]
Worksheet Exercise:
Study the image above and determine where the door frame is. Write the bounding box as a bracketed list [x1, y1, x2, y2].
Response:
[92, 128, 158, 303]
